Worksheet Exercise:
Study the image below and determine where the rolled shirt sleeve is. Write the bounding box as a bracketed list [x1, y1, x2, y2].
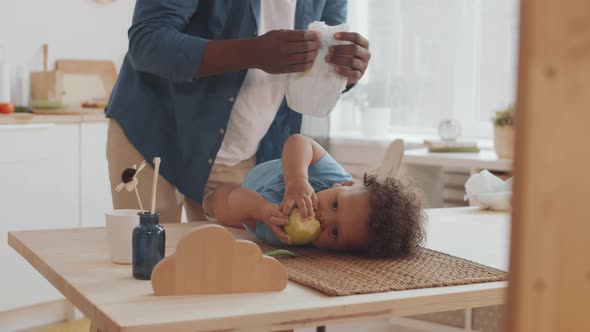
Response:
[321, 0, 347, 26]
[127, 0, 210, 82]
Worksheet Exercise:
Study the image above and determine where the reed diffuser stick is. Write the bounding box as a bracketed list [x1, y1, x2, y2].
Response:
[150, 157, 161, 215]
[134, 187, 144, 211]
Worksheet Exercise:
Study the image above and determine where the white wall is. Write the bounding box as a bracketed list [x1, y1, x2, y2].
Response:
[0, 0, 136, 100]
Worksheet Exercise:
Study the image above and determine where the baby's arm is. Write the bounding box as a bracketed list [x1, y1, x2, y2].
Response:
[281, 134, 327, 217]
[205, 184, 291, 243]
[282, 134, 327, 183]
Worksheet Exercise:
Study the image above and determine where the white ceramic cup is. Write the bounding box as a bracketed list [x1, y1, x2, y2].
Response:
[105, 209, 141, 264]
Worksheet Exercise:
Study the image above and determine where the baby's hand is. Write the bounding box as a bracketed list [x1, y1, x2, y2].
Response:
[281, 177, 319, 219]
[262, 203, 291, 245]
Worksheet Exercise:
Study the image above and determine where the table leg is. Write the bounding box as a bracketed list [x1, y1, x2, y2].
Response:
[317, 326, 326, 332]
[464, 307, 473, 331]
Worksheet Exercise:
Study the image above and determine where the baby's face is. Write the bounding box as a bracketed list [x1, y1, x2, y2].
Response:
[312, 183, 371, 251]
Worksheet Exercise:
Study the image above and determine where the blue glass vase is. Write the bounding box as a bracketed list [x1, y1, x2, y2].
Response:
[132, 212, 165, 280]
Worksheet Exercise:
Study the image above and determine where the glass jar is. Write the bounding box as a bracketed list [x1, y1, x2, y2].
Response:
[438, 119, 462, 141]
[132, 212, 165, 280]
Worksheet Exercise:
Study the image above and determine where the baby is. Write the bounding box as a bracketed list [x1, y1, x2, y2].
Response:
[204, 134, 426, 258]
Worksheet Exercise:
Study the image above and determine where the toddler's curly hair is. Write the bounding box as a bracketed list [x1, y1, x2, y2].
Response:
[363, 173, 426, 258]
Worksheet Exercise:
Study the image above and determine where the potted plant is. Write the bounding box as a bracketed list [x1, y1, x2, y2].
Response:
[492, 105, 515, 159]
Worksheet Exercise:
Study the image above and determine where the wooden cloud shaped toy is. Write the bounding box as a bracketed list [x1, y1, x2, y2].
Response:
[151, 224, 287, 295]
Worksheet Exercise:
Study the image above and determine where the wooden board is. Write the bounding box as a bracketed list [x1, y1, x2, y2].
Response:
[7, 208, 510, 332]
[30, 71, 65, 101]
[29, 44, 65, 102]
[152, 224, 287, 295]
[54, 60, 117, 107]
[505, 0, 590, 331]
[55, 60, 117, 96]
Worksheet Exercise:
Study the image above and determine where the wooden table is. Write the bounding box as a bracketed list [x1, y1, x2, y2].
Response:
[8, 207, 510, 332]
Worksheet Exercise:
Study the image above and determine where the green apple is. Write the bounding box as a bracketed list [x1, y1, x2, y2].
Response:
[284, 208, 321, 245]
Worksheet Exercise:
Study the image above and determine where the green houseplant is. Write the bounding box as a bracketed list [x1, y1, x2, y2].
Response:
[492, 105, 515, 159]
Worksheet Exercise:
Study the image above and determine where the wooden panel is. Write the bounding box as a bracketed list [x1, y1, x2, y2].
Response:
[152, 225, 287, 295]
[505, 0, 590, 331]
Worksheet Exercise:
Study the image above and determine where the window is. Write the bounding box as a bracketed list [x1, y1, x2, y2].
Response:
[330, 0, 520, 139]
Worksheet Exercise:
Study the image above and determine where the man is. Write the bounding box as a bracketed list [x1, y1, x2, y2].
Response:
[106, 0, 371, 223]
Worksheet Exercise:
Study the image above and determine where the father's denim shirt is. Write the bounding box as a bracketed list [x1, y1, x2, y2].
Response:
[106, 0, 347, 204]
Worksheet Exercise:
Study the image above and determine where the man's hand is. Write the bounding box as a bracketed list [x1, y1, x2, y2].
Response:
[326, 32, 371, 85]
[254, 30, 322, 74]
[281, 177, 319, 219]
[261, 203, 291, 244]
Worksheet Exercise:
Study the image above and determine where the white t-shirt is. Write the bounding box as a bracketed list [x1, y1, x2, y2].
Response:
[215, 0, 297, 166]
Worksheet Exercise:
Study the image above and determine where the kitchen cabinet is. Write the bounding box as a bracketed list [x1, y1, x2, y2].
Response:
[0, 123, 79, 311]
[0, 119, 112, 313]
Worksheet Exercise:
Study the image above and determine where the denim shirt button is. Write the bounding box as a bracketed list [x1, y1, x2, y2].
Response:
[229, 97, 235, 103]
[208, 158, 213, 165]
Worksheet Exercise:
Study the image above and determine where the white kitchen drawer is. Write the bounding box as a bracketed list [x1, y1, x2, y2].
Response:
[0, 124, 80, 311]
[0, 123, 78, 163]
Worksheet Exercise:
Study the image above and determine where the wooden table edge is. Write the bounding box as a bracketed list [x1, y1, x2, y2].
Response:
[118, 285, 506, 332]
[8, 231, 121, 332]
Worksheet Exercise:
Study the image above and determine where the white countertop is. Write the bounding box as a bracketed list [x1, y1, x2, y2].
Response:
[329, 130, 495, 150]
[329, 131, 511, 171]
[404, 148, 513, 171]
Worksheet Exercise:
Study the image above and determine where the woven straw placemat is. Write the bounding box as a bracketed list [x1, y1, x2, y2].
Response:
[258, 243, 507, 296]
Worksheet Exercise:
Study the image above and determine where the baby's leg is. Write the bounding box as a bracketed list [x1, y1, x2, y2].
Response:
[203, 183, 241, 227]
